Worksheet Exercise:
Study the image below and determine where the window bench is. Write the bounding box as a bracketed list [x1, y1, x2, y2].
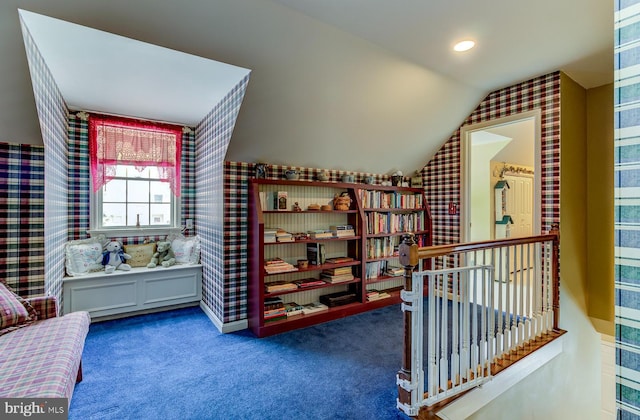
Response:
[63, 264, 202, 321]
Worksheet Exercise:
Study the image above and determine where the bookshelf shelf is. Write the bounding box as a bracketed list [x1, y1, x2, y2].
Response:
[248, 178, 432, 337]
[264, 260, 360, 276]
[264, 277, 362, 298]
[365, 231, 429, 239]
[365, 275, 404, 285]
[264, 237, 361, 246]
[263, 210, 359, 214]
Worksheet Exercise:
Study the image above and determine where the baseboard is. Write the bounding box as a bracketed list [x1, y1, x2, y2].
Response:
[436, 334, 565, 420]
[199, 301, 248, 333]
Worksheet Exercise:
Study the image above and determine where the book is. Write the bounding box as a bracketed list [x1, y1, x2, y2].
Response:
[264, 313, 287, 323]
[331, 228, 356, 237]
[322, 266, 353, 276]
[367, 289, 391, 302]
[320, 273, 355, 283]
[301, 302, 329, 315]
[263, 296, 284, 309]
[307, 243, 326, 265]
[293, 278, 327, 288]
[276, 234, 294, 242]
[319, 291, 357, 307]
[329, 224, 354, 231]
[283, 301, 304, 317]
[367, 291, 391, 301]
[265, 281, 298, 293]
[308, 230, 334, 239]
[264, 259, 298, 274]
[385, 266, 405, 276]
[325, 256, 354, 264]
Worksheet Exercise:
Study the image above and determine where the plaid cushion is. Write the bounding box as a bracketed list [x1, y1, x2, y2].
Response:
[26, 296, 57, 320]
[0, 311, 90, 400]
[0, 283, 36, 334]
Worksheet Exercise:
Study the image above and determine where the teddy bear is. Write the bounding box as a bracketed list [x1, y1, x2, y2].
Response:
[97, 240, 132, 274]
[147, 241, 176, 268]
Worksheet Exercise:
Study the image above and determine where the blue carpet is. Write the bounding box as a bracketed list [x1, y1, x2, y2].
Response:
[69, 305, 410, 420]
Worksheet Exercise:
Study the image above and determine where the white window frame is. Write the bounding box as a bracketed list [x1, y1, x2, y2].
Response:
[88, 167, 181, 238]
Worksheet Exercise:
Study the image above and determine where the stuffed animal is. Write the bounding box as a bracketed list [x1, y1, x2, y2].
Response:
[147, 241, 176, 268]
[97, 241, 132, 274]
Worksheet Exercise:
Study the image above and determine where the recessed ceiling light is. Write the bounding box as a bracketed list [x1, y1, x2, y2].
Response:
[453, 40, 475, 52]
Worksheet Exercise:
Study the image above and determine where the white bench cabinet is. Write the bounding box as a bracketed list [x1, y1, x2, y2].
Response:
[63, 264, 202, 321]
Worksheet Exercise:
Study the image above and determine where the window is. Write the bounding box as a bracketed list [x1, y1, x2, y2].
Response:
[99, 165, 176, 229]
[89, 115, 183, 234]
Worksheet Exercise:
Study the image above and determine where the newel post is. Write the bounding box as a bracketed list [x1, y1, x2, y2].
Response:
[549, 223, 560, 330]
[397, 233, 419, 414]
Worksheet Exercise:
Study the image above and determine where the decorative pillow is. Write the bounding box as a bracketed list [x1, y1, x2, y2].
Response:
[124, 243, 157, 267]
[0, 282, 36, 334]
[167, 233, 201, 264]
[65, 237, 105, 276]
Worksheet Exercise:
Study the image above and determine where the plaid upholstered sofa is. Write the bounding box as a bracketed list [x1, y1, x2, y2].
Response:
[0, 283, 90, 402]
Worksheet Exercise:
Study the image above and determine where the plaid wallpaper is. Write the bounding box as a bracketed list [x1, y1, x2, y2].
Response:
[20, 18, 69, 306]
[422, 72, 560, 245]
[0, 144, 45, 297]
[66, 113, 196, 243]
[196, 75, 250, 323]
[615, 1, 640, 417]
[67, 115, 90, 240]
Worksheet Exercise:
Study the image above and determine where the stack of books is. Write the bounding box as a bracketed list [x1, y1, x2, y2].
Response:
[308, 229, 333, 239]
[385, 266, 405, 277]
[264, 258, 298, 274]
[306, 243, 326, 265]
[301, 301, 329, 315]
[275, 230, 294, 242]
[329, 224, 356, 237]
[264, 228, 279, 243]
[320, 266, 355, 283]
[264, 297, 287, 322]
[283, 302, 304, 317]
[366, 289, 391, 302]
[293, 278, 327, 288]
[264, 281, 298, 293]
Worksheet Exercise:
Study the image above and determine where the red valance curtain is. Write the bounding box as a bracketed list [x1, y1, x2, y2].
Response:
[89, 115, 182, 196]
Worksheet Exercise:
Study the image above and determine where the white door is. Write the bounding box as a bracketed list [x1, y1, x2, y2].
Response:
[503, 174, 533, 238]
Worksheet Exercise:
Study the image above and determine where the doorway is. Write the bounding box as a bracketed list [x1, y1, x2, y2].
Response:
[460, 110, 542, 243]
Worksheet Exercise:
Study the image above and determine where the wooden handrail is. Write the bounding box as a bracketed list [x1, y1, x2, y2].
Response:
[402, 231, 559, 266]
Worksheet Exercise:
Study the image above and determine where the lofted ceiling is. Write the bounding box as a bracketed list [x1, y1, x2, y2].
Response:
[1, 0, 612, 176]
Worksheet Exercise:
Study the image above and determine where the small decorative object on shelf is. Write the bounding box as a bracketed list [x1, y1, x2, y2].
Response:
[317, 170, 330, 182]
[341, 174, 354, 183]
[277, 191, 288, 211]
[307, 203, 320, 211]
[333, 192, 352, 211]
[285, 169, 299, 180]
[364, 176, 375, 184]
[391, 170, 404, 186]
[320, 204, 332, 211]
[292, 202, 302, 212]
[255, 163, 268, 179]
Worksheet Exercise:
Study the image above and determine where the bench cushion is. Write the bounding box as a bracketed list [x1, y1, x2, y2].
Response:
[0, 310, 90, 400]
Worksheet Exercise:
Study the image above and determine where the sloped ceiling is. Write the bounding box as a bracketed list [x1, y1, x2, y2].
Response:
[1, 0, 612, 176]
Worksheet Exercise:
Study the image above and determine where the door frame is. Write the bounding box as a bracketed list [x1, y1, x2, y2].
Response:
[460, 109, 542, 243]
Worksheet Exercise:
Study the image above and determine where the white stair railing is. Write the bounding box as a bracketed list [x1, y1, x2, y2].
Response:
[397, 229, 559, 415]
